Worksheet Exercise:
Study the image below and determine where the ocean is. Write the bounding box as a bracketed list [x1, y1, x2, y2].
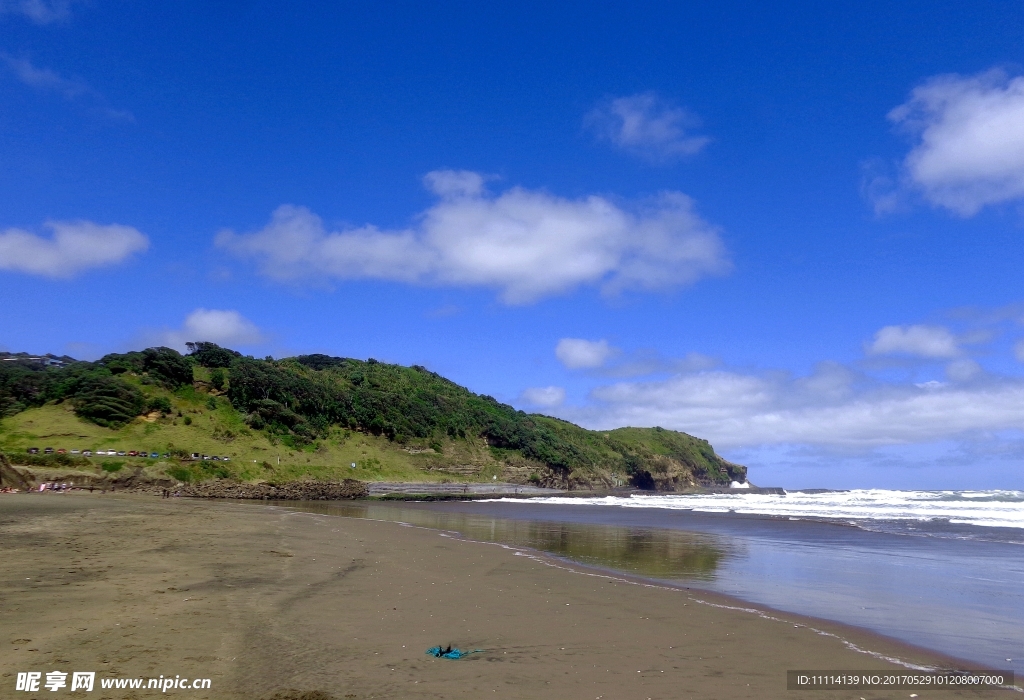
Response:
[512, 489, 1024, 534]
[281, 489, 1023, 675]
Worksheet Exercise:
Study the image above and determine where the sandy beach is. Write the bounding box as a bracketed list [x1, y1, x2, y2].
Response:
[0, 494, 1013, 699]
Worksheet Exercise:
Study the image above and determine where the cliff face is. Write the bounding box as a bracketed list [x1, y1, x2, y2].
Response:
[625, 453, 747, 491]
[488, 421, 746, 492]
[599, 426, 746, 491]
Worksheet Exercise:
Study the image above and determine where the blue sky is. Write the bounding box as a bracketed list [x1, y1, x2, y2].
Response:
[3, 1, 1024, 489]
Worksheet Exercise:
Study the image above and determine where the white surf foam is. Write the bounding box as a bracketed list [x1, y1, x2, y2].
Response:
[491, 490, 1024, 530]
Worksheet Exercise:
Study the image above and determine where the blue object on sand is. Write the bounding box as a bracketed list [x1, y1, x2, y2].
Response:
[426, 646, 482, 659]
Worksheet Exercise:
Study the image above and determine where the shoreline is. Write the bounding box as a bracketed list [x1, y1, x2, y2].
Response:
[2, 492, 1016, 699]
[268, 498, 1014, 681]
[396, 496, 1024, 671]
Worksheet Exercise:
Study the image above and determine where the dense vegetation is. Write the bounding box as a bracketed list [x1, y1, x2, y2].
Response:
[0, 348, 187, 426]
[228, 355, 594, 470]
[0, 345, 745, 488]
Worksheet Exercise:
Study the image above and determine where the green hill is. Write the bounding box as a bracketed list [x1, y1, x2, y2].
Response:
[0, 344, 745, 490]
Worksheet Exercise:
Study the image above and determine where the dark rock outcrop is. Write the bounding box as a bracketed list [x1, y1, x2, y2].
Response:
[0, 453, 33, 490]
[180, 479, 367, 500]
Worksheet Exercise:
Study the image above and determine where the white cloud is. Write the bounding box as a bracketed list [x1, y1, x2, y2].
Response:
[567, 366, 1024, 450]
[554, 338, 720, 377]
[422, 169, 486, 198]
[945, 359, 981, 382]
[889, 69, 1024, 215]
[0, 220, 148, 278]
[154, 309, 265, 351]
[860, 158, 905, 215]
[866, 324, 960, 359]
[606, 350, 721, 378]
[555, 338, 617, 370]
[2, 55, 133, 120]
[540, 309, 1024, 473]
[217, 171, 730, 304]
[1015, 339, 1024, 363]
[585, 92, 710, 162]
[520, 386, 566, 409]
[0, 0, 75, 23]
[3, 55, 86, 97]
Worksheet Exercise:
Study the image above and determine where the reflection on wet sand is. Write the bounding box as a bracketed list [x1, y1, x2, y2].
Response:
[280, 501, 737, 581]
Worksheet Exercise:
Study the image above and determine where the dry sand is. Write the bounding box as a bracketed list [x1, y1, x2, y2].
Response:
[0, 493, 1013, 699]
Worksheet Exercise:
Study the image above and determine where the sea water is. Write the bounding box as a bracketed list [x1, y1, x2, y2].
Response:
[508, 489, 1024, 535]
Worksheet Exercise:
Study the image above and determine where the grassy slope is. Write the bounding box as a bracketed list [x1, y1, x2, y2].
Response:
[0, 360, 745, 489]
[0, 401, 485, 484]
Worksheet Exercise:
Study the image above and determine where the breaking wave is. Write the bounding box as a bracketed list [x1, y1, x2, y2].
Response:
[495, 489, 1024, 532]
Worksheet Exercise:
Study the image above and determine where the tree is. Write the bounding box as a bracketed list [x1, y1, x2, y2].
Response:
[72, 376, 146, 428]
[141, 347, 193, 388]
[186, 342, 241, 368]
[147, 396, 173, 414]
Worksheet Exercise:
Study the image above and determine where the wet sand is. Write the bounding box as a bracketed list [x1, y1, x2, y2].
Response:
[0, 494, 1013, 699]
